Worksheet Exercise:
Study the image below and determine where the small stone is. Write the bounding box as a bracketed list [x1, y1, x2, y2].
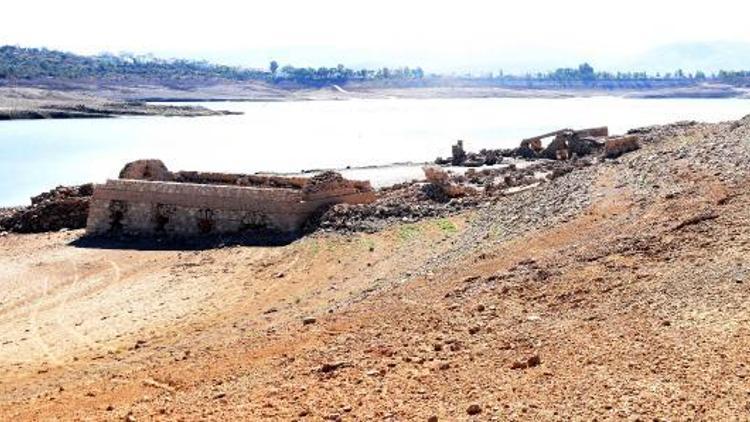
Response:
[466, 404, 482, 415]
[319, 361, 348, 373]
[302, 316, 317, 325]
[527, 354, 541, 367]
[476, 304, 485, 312]
[213, 392, 226, 399]
[468, 326, 481, 335]
[428, 416, 438, 422]
[275, 272, 285, 278]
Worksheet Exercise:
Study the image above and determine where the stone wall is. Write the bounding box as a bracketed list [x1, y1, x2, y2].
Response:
[86, 179, 375, 236]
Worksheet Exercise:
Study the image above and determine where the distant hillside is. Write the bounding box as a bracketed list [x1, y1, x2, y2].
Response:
[1, 45, 749, 92]
[0, 45, 265, 83]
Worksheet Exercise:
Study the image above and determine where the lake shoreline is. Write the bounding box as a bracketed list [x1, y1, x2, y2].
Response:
[2, 83, 749, 121]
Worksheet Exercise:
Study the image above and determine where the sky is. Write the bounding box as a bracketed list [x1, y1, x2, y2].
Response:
[3, 0, 750, 73]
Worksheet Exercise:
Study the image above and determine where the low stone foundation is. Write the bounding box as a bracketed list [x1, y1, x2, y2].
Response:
[86, 161, 375, 236]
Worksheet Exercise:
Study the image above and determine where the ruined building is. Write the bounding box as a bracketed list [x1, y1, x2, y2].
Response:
[437, 126, 640, 166]
[86, 160, 376, 236]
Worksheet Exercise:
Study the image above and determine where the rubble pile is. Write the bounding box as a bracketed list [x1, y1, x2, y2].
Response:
[314, 159, 590, 233]
[0, 184, 93, 233]
[302, 171, 372, 194]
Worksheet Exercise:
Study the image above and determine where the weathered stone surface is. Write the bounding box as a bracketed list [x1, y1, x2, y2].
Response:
[87, 164, 375, 237]
[605, 136, 640, 158]
[119, 159, 173, 181]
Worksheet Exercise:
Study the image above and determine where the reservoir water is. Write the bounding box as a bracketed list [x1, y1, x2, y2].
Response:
[1, 97, 749, 206]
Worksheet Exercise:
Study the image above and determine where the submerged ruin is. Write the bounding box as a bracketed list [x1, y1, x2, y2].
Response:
[436, 126, 640, 166]
[85, 160, 376, 236]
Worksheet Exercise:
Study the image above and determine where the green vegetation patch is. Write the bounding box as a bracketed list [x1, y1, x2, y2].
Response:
[435, 218, 458, 235]
[398, 224, 421, 241]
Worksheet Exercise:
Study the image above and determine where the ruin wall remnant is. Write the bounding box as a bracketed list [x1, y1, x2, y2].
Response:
[86, 161, 375, 236]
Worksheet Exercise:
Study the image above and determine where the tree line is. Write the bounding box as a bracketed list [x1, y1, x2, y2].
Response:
[1, 46, 748, 88]
[0, 46, 424, 85]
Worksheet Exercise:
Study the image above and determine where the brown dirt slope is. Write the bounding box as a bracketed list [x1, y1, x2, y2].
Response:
[0, 117, 749, 420]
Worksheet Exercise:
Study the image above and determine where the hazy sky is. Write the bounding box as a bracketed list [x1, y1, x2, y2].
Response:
[3, 0, 750, 72]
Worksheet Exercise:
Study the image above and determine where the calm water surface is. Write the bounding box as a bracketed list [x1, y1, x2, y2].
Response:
[1, 97, 749, 206]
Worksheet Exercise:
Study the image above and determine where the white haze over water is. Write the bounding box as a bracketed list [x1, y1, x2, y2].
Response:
[2, 0, 750, 73]
[1, 97, 749, 206]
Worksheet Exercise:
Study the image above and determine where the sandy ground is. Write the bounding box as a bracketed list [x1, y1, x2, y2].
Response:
[1, 120, 749, 420]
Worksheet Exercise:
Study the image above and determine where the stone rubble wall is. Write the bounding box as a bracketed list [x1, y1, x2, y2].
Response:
[86, 179, 375, 236]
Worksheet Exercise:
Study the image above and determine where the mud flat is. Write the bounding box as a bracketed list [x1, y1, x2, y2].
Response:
[0, 87, 240, 120]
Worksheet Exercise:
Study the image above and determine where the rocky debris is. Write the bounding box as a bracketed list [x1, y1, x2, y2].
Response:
[436, 140, 511, 166]
[423, 166, 476, 198]
[314, 159, 592, 233]
[302, 171, 372, 194]
[0, 184, 92, 233]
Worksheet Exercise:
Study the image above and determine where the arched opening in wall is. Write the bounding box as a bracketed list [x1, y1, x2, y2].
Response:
[197, 209, 214, 234]
[108, 200, 127, 233]
[153, 204, 175, 232]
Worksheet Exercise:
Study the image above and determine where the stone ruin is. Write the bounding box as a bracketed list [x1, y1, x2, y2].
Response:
[436, 126, 640, 166]
[85, 160, 376, 236]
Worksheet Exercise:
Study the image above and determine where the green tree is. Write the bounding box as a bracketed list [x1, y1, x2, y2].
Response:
[269, 60, 279, 75]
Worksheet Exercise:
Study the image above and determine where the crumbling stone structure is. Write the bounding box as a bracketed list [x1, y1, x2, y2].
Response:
[436, 126, 641, 166]
[604, 135, 640, 158]
[86, 160, 375, 236]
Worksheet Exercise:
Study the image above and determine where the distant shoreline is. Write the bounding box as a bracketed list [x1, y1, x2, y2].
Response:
[1, 83, 748, 121]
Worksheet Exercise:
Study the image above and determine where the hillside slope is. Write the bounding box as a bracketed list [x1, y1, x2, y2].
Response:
[0, 117, 749, 420]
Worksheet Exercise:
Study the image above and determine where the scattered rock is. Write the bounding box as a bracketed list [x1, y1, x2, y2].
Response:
[511, 354, 541, 370]
[319, 361, 349, 373]
[302, 316, 317, 325]
[466, 404, 482, 415]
